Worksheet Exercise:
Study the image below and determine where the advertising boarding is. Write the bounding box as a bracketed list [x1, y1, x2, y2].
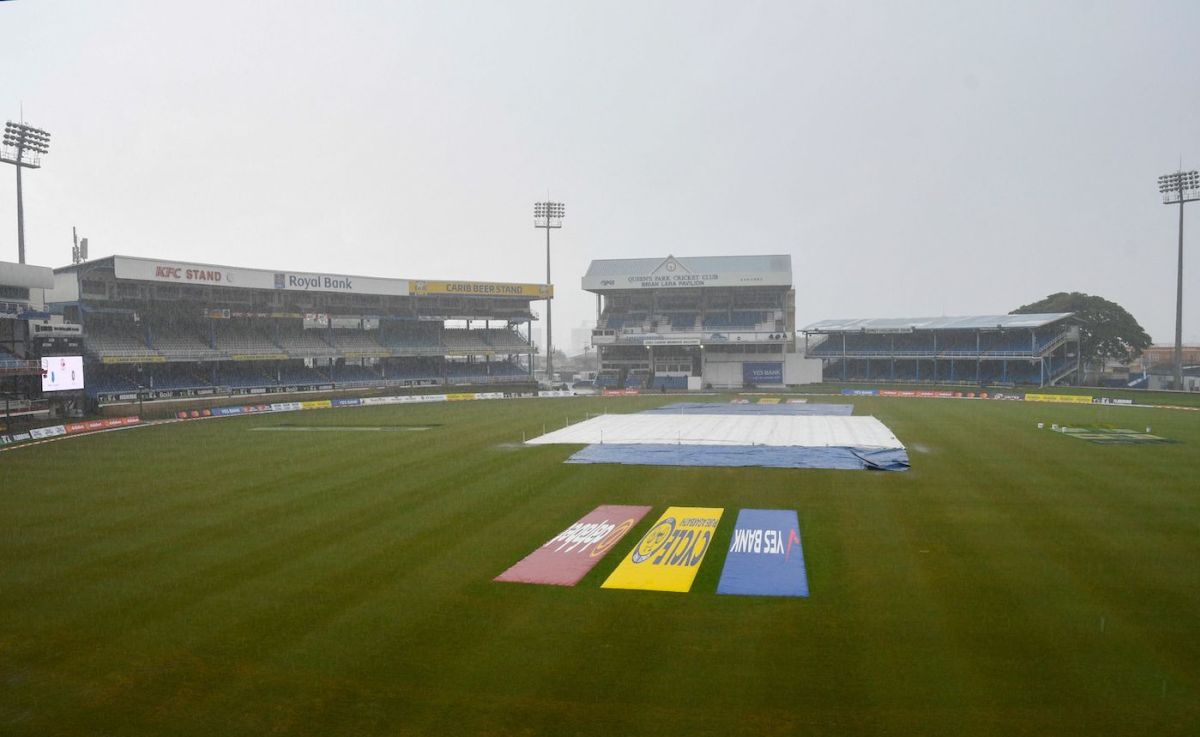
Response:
[716, 509, 808, 597]
[495, 505, 652, 586]
[602, 507, 724, 593]
[743, 362, 783, 385]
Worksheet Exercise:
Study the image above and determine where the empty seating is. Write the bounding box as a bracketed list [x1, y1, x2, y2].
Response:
[276, 328, 337, 357]
[214, 322, 281, 355]
[442, 329, 490, 351]
[331, 331, 388, 355]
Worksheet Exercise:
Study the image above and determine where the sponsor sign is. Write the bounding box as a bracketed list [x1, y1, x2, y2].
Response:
[1092, 397, 1134, 406]
[445, 393, 478, 401]
[495, 505, 652, 586]
[101, 355, 166, 365]
[644, 338, 702, 346]
[29, 425, 67, 439]
[878, 390, 956, 399]
[63, 417, 140, 433]
[841, 389, 878, 396]
[581, 256, 791, 291]
[786, 398, 809, 404]
[990, 392, 1023, 401]
[730, 398, 751, 404]
[757, 398, 780, 405]
[232, 353, 288, 362]
[331, 398, 362, 407]
[300, 400, 332, 410]
[1025, 393, 1093, 404]
[743, 362, 783, 385]
[213, 406, 245, 416]
[601, 388, 640, 397]
[113, 255, 409, 296]
[270, 402, 303, 412]
[602, 506, 724, 593]
[717, 509, 808, 598]
[410, 280, 552, 298]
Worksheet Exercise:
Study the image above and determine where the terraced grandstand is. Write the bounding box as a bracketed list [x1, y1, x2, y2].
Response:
[49, 256, 549, 404]
[803, 314, 1081, 386]
[584, 255, 821, 390]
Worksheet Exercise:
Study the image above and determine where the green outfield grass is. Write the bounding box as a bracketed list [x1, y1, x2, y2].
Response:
[2, 395, 1198, 736]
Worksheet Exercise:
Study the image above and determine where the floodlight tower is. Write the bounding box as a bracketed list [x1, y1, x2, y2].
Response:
[534, 200, 565, 382]
[1, 121, 52, 264]
[1158, 169, 1200, 389]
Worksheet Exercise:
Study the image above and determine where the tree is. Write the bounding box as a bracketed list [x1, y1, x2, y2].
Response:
[1011, 292, 1151, 371]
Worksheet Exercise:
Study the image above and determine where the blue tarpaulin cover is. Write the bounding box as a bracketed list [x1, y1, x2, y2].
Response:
[567, 443, 909, 471]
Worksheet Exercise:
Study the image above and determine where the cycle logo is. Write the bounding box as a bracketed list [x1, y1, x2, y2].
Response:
[630, 518, 676, 563]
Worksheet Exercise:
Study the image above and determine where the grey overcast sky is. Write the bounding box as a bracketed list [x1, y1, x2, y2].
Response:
[2, 0, 1198, 349]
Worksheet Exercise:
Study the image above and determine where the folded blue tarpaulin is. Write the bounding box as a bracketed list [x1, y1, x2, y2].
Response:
[567, 443, 908, 471]
[641, 402, 853, 416]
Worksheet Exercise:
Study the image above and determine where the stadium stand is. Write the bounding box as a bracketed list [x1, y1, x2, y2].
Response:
[803, 314, 1080, 387]
[584, 255, 820, 389]
[50, 255, 542, 404]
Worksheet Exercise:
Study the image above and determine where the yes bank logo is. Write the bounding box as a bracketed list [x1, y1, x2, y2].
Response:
[729, 527, 801, 562]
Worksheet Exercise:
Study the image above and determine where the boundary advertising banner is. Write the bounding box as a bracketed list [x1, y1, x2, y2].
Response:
[601, 506, 724, 593]
[1025, 393, 1093, 404]
[495, 505, 652, 586]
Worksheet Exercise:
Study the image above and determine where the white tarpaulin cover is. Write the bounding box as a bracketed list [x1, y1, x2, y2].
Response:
[527, 414, 904, 450]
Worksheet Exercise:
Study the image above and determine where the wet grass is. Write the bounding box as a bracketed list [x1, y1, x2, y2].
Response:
[1, 395, 1198, 736]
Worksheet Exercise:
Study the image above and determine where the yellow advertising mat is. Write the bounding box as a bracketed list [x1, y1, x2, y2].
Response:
[601, 506, 723, 593]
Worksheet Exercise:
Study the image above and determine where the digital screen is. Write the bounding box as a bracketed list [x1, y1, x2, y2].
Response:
[41, 355, 85, 392]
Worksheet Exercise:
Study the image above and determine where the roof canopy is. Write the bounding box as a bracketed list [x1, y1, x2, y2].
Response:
[803, 313, 1074, 333]
[57, 255, 551, 300]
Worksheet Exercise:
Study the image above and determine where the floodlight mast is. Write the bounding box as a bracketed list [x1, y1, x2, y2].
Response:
[1, 121, 52, 264]
[1158, 169, 1200, 389]
[534, 201, 565, 383]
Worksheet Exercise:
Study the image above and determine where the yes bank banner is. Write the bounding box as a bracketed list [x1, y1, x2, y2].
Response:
[743, 362, 783, 385]
[717, 509, 808, 597]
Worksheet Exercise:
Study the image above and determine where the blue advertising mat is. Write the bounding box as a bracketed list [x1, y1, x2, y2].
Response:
[566, 443, 908, 471]
[717, 509, 809, 597]
[641, 402, 854, 416]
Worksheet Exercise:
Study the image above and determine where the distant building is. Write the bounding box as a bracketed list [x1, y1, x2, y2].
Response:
[583, 254, 820, 390]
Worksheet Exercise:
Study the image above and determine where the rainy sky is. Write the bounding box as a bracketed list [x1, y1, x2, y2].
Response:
[2, 1, 1198, 349]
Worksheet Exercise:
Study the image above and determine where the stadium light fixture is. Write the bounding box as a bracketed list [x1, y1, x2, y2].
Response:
[534, 200, 565, 382]
[1, 120, 52, 264]
[1158, 169, 1199, 390]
